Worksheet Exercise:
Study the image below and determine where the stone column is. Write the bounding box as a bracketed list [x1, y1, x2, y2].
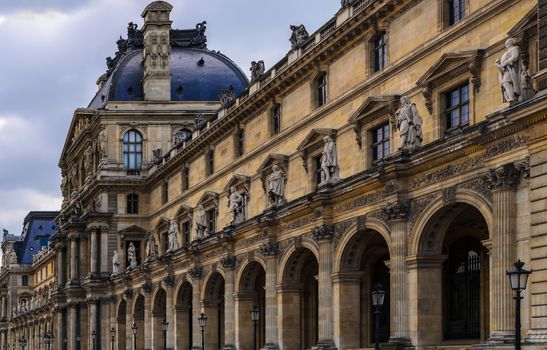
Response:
[144, 289, 153, 350]
[485, 164, 521, 343]
[332, 272, 362, 349]
[384, 201, 411, 346]
[311, 225, 336, 350]
[190, 268, 203, 350]
[221, 257, 236, 350]
[164, 277, 176, 350]
[68, 304, 78, 350]
[89, 226, 99, 276]
[56, 307, 66, 350]
[124, 291, 134, 350]
[56, 243, 66, 288]
[68, 233, 79, 284]
[260, 243, 280, 350]
[88, 299, 98, 350]
[100, 226, 109, 275]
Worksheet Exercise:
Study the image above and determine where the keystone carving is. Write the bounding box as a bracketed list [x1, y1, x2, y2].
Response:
[383, 200, 410, 221]
[220, 256, 236, 269]
[259, 242, 279, 257]
[311, 224, 335, 242]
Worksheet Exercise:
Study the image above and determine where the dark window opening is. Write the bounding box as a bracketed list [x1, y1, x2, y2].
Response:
[182, 221, 191, 246]
[372, 123, 390, 162]
[374, 33, 388, 72]
[317, 73, 327, 107]
[123, 130, 143, 174]
[314, 156, 322, 186]
[127, 193, 139, 214]
[162, 181, 169, 204]
[182, 166, 190, 191]
[445, 84, 470, 130]
[22, 275, 29, 286]
[449, 0, 466, 25]
[236, 129, 245, 157]
[272, 105, 281, 135]
[207, 208, 216, 234]
[207, 151, 215, 175]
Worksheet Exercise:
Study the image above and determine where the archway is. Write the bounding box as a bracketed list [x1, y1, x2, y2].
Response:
[414, 203, 489, 344]
[117, 300, 127, 350]
[204, 272, 225, 350]
[236, 261, 266, 350]
[176, 282, 193, 350]
[133, 294, 145, 350]
[152, 288, 167, 349]
[279, 247, 319, 350]
[335, 227, 390, 349]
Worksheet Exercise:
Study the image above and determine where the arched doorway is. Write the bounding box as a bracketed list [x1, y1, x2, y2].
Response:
[134, 294, 145, 350]
[416, 202, 489, 344]
[153, 288, 167, 349]
[335, 227, 390, 349]
[117, 300, 127, 350]
[279, 247, 319, 350]
[204, 272, 225, 350]
[176, 282, 193, 350]
[236, 261, 266, 350]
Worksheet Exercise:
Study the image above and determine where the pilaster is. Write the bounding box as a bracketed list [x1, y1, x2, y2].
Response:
[221, 257, 237, 350]
[260, 242, 280, 350]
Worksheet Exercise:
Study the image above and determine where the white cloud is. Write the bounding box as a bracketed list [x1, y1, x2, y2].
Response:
[0, 188, 61, 235]
[0, 16, 5, 26]
[0, 114, 57, 159]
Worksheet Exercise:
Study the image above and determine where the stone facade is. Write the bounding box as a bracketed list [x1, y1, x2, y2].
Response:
[3, 0, 547, 350]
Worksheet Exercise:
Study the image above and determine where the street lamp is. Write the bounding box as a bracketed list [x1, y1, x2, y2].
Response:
[18, 336, 26, 350]
[507, 260, 532, 350]
[371, 283, 386, 350]
[110, 327, 116, 350]
[250, 304, 260, 350]
[92, 330, 97, 350]
[198, 312, 207, 350]
[161, 320, 169, 350]
[131, 322, 138, 350]
[44, 331, 54, 350]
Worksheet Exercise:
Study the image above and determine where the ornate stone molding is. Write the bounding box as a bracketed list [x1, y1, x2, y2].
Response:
[123, 289, 133, 299]
[441, 186, 457, 205]
[311, 224, 335, 242]
[188, 266, 203, 279]
[383, 201, 410, 222]
[163, 276, 176, 287]
[220, 256, 236, 270]
[485, 135, 529, 158]
[259, 242, 279, 257]
[483, 163, 521, 191]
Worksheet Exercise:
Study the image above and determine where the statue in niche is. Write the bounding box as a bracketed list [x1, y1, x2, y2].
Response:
[159, 32, 170, 69]
[166, 220, 180, 253]
[83, 146, 93, 176]
[97, 128, 107, 159]
[496, 38, 522, 105]
[319, 136, 340, 186]
[396, 96, 423, 150]
[195, 205, 207, 239]
[289, 25, 309, 50]
[268, 165, 286, 207]
[250, 60, 265, 82]
[145, 232, 157, 260]
[127, 243, 137, 270]
[112, 251, 121, 275]
[228, 187, 244, 224]
[60, 174, 69, 202]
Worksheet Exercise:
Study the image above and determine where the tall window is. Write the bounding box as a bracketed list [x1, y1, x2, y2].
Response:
[445, 84, 469, 129]
[314, 156, 322, 185]
[374, 33, 388, 72]
[162, 180, 169, 204]
[272, 104, 281, 135]
[236, 128, 245, 157]
[207, 208, 216, 233]
[127, 193, 139, 214]
[317, 73, 327, 107]
[372, 124, 390, 162]
[182, 166, 190, 192]
[21, 276, 28, 286]
[207, 150, 215, 175]
[123, 130, 143, 174]
[182, 221, 191, 246]
[449, 0, 466, 25]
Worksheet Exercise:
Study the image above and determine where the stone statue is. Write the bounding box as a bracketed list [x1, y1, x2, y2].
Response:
[112, 251, 121, 275]
[341, 0, 353, 6]
[159, 32, 170, 69]
[219, 85, 235, 108]
[320, 136, 340, 186]
[194, 114, 207, 131]
[520, 69, 535, 102]
[173, 129, 192, 146]
[228, 187, 244, 224]
[289, 25, 309, 50]
[60, 174, 69, 202]
[268, 165, 286, 206]
[166, 220, 180, 253]
[195, 204, 207, 239]
[98, 128, 107, 159]
[152, 148, 163, 165]
[496, 38, 522, 105]
[250, 60, 265, 82]
[396, 96, 423, 150]
[127, 243, 137, 270]
[145, 232, 157, 260]
[83, 146, 93, 176]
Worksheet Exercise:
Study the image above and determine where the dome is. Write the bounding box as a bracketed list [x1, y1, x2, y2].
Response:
[89, 47, 248, 108]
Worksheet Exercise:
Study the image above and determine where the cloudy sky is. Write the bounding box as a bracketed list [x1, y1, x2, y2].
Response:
[0, 0, 340, 235]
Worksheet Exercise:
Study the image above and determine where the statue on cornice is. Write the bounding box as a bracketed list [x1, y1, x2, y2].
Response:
[219, 85, 235, 108]
[127, 243, 137, 269]
[396, 96, 423, 150]
[112, 250, 121, 275]
[166, 220, 180, 253]
[496, 38, 522, 105]
[228, 187, 244, 224]
[319, 136, 340, 186]
[145, 232, 157, 260]
[83, 146, 93, 176]
[290, 24, 309, 50]
[268, 165, 286, 207]
[250, 60, 265, 82]
[97, 128, 107, 159]
[195, 205, 207, 239]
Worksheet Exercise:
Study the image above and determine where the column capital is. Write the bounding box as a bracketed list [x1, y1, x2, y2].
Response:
[188, 266, 203, 279]
[383, 200, 410, 222]
[260, 241, 279, 256]
[162, 275, 176, 287]
[67, 233, 80, 242]
[311, 224, 335, 242]
[142, 281, 153, 293]
[220, 256, 236, 269]
[483, 163, 521, 191]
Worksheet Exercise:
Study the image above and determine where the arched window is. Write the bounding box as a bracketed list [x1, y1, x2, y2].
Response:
[123, 130, 143, 174]
[374, 32, 388, 72]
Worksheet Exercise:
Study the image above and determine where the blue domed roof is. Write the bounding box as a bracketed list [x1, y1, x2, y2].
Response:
[89, 47, 248, 107]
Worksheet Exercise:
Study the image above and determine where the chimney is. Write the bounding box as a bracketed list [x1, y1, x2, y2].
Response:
[141, 1, 173, 101]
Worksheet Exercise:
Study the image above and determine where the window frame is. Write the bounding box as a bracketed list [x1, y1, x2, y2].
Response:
[126, 193, 139, 215]
[206, 149, 215, 176]
[122, 130, 143, 175]
[444, 84, 470, 131]
[371, 123, 391, 163]
[161, 179, 169, 205]
[316, 72, 328, 107]
[373, 32, 388, 72]
[181, 165, 190, 192]
[272, 104, 281, 136]
[235, 127, 245, 158]
[448, 0, 466, 26]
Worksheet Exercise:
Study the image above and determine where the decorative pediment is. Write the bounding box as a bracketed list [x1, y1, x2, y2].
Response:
[175, 204, 194, 219]
[60, 109, 96, 162]
[224, 174, 251, 193]
[348, 95, 400, 148]
[257, 154, 290, 192]
[297, 128, 337, 173]
[416, 49, 485, 113]
[118, 225, 147, 235]
[197, 191, 219, 207]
